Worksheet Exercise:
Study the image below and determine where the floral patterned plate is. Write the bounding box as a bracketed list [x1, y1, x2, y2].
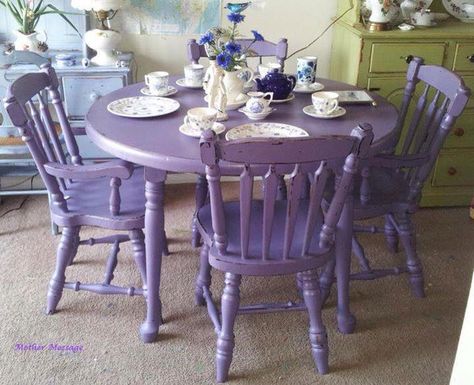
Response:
[179, 122, 226, 138]
[225, 122, 309, 141]
[140, 86, 178, 97]
[442, 0, 474, 22]
[107, 96, 180, 118]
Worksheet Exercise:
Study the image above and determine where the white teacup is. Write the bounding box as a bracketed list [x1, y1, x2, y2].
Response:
[411, 10, 434, 26]
[311, 91, 339, 116]
[184, 107, 218, 132]
[145, 71, 169, 95]
[258, 62, 282, 78]
[184, 64, 205, 87]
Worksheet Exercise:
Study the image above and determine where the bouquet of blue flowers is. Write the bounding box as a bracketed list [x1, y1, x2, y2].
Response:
[199, 8, 264, 72]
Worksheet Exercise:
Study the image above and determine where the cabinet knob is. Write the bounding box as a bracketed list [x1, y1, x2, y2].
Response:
[90, 92, 101, 102]
[467, 54, 474, 63]
[448, 167, 457, 176]
[453, 127, 465, 137]
[401, 55, 414, 64]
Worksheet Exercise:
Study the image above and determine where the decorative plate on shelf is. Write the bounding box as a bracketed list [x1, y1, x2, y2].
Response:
[442, 0, 474, 22]
[107, 96, 180, 118]
[225, 122, 309, 140]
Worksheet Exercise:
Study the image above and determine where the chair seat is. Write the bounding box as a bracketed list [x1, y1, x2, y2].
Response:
[352, 167, 416, 219]
[51, 166, 145, 230]
[197, 200, 331, 276]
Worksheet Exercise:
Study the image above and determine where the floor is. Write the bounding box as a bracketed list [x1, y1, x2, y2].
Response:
[0, 184, 472, 385]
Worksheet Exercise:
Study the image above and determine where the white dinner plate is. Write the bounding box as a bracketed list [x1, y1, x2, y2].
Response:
[225, 122, 308, 140]
[179, 122, 226, 138]
[303, 105, 346, 119]
[140, 85, 178, 97]
[107, 96, 180, 118]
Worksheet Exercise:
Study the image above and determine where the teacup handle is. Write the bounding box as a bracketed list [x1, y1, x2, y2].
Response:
[184, 116, 190, 126]
[145, 74, 150, 86]
[327, 100, 339, 115]
[263, 92, 273, 105]
[288, 75, 297, 91]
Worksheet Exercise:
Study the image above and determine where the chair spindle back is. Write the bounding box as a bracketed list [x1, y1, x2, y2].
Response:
[200, 125, 374, 260]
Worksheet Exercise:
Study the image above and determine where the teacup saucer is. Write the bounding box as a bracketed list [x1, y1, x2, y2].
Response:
[179, 122, 226, 138]
[294, 82, 325, 94]
[176, 78, 203, 89]
[204, 95, 249, 110]
[270, 93, 295, 104]
[303, 105, 346, 119]
[140, 86, 178, 97]
[238, 107, 275, 120]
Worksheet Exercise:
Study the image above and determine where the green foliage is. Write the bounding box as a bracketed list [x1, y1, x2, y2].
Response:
[0, 0, 81, 36]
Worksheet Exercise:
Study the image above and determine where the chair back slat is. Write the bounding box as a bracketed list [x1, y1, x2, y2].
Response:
[302, 162, 329, 256]
[187, 38, 288, 70]
[385, 57, 471, 201]
[401, 84, 429, 156]
[282, 165, 306, 259]
[262, 165, 278, 260]
[38, 95, 68, 166]
[200, 125, 374, 260]
[27, 100, 57, 164]
[239, 165, 253, 259]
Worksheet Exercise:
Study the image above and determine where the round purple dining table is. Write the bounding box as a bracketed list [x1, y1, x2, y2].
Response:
[86, 75, 399, 343]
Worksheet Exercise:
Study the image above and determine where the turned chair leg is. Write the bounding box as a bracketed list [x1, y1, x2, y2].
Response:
[130, 229, 147, 289]
[46, 226, 77, 314]
[67, 227, 81, 266]
[216, 273, 241, 383]
[384, 214, 399, 253]
[398, 213, 425, 298]
[299, 270, 329, 375]
[195, 243, 211, 306]
[192, 175, 208, 248]
[319, 257, 336, 305]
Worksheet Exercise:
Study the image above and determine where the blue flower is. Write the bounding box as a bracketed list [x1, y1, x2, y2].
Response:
[227, 12, 245, 24]
[225, 41, 242, 55]
[199, 31, 214, 45]
[251, 30, 264, 42]
[216, 52, 232, 69]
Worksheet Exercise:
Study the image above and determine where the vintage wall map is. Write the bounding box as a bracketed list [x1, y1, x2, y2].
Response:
[119, 0, 221, 35]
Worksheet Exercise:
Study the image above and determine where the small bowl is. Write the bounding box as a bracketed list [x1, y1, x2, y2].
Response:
[238, 107, 275, 121]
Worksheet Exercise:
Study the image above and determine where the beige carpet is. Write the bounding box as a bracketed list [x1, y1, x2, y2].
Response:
[0, 184, 473, 385]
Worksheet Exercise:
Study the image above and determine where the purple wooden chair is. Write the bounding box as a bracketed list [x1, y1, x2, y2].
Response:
[187, 37, 289, 70]
[187, 37, 289, 248]
[195, 125, 374, 382]
[3, 63, 151, 317]
[319, 57, 471, 306]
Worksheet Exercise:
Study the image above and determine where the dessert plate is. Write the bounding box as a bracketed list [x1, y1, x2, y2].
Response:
[176, 78, 203, 89]
[107, 96, 180, 118]
[303, 105, 346, 119]
[140, 85, 178, 97]
[293, 82, 325, 94]
[179, 122, 226, 138]
[225, 122, 308, 140]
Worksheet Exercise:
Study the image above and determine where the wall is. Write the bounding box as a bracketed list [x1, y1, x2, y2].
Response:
[120, 0, 338, 80]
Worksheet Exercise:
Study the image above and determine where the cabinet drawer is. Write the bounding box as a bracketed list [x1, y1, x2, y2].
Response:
[462, 76, 474, 110]
[453, 43, 474, 72]
[445, 113, 474, 149]
[63, 76, 125, 119]
[432, 150, 474, 187]
[369, 43, 446, 73]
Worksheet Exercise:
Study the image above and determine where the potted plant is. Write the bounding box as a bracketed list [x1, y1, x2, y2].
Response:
[0, 0, 81, 53]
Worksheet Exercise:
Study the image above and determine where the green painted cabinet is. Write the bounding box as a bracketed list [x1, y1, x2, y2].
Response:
[330, 1, 474, 207]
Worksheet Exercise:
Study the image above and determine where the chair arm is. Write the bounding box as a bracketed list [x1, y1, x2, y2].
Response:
[44, 160, 134, 180]
[364, 154, 429, 169]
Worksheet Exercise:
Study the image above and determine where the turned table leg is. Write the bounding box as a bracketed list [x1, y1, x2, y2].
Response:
[140, 167, 166, 343]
